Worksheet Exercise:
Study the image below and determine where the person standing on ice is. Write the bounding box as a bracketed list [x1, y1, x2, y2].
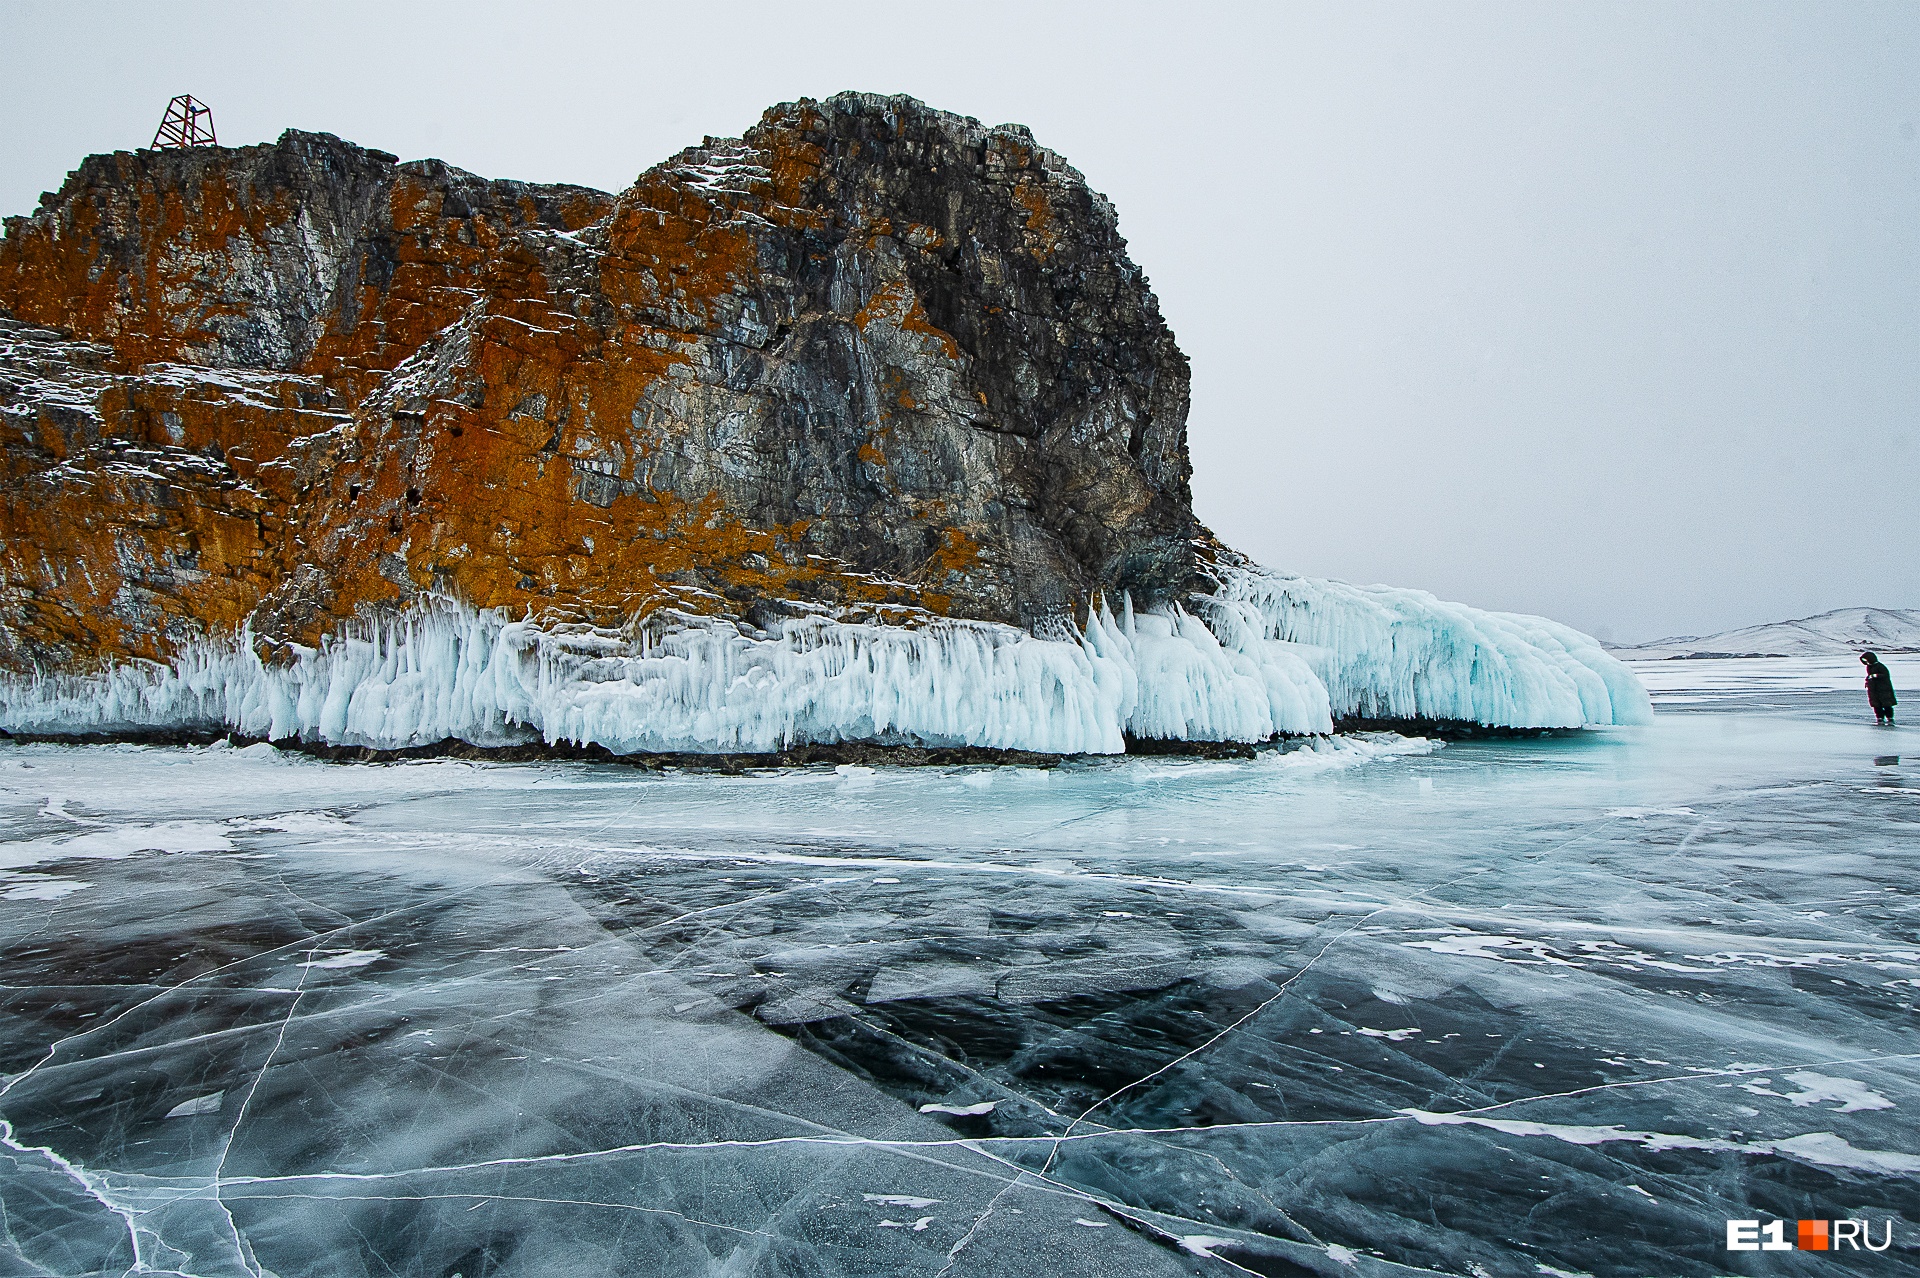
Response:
[1861, 651, 1897, 726]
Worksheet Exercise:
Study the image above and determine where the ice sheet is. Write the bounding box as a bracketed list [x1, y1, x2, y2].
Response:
[1629, 653, 1920, 697]
[0, 665, 1912, 1276]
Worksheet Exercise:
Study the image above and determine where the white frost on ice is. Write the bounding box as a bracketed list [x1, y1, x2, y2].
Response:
[1400, 1109, 1920, 1176]
[862, 1194, 939, 1208]
[917, 1100, 998, 1116]
[1767, 1132, 1920, 1175]
[0, 565, 1647, 755]
[299, 949, 385, 970]
[1262, 731, 1440, 775]
[1, 875, 92, 901]
[1778, 1071, 1895, 1113]
[250, 812, 350, 833]
[163, 1092, 224, 1118]
[1356, 1027, 1422, 1042]
[1400, 931, 1583, 967]
[0, 821, 236, 871]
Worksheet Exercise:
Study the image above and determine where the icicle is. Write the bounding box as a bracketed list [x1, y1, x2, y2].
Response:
[0, 569, 1647, 754]
[1205, 568, 1651, 728]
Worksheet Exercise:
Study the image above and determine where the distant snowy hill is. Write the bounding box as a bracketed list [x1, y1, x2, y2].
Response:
[1610, 608, 1920, 659]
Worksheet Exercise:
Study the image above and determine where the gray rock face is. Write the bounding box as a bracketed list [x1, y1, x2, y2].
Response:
[730, 98, 1200, 621]
[0, 92, 1216, 670]
[1, 129, 613, 378]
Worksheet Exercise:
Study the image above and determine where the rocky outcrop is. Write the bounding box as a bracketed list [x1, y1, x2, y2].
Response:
[1, 93, 1650, 751]
[1, 94, 1201, 675]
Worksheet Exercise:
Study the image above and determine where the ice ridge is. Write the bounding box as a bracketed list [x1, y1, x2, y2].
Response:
[0, 568, 1648, 754]
[1208, 570, 1652, 729]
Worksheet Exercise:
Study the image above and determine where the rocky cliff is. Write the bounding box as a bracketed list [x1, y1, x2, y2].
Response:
[1, 94, 1199, 674]
[0, 93, 1648, 753]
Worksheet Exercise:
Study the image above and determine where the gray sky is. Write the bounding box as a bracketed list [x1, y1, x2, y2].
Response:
[4, 1, 1914, 643]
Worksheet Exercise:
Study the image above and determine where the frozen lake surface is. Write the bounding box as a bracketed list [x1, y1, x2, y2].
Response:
[1, 658, 1914, 1276]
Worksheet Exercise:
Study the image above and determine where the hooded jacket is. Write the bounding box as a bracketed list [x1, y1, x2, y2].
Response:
[1865, 659, 1897, 710]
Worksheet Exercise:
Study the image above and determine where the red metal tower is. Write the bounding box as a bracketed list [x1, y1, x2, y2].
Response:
[151, 95, 217, 148]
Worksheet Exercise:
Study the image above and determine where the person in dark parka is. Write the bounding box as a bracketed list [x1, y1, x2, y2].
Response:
[1861, 651, 1897, 726]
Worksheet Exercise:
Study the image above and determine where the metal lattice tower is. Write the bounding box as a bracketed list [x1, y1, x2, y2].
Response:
[151, 95, 217, 148]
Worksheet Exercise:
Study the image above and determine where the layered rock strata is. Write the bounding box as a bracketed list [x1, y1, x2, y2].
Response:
[0, 93, 1648, 752]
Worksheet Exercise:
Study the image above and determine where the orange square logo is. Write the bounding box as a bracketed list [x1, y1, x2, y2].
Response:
[1798, 1220, 1829, 1251]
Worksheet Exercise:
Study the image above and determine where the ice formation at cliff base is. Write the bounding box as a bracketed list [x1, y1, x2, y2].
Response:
[0, 568, 1649, 755]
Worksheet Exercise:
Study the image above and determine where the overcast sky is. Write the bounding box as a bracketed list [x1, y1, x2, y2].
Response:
[4, 1, 1914, 642]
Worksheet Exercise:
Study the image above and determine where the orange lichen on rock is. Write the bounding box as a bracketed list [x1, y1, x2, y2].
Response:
[854, 280, 962, 362]
[1012, 181, 1058, 258]
[0, 336, 332, 667]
